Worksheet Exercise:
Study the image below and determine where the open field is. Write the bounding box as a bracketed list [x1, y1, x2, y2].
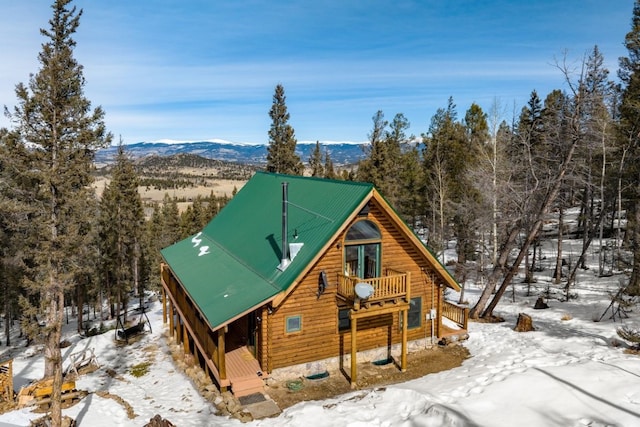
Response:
[93, 177, 246, 204]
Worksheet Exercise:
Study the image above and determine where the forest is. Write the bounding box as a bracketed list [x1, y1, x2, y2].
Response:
[2, 1, 640, 425]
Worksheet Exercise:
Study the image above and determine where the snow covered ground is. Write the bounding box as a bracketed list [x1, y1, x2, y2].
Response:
[1, 238, 639, 426]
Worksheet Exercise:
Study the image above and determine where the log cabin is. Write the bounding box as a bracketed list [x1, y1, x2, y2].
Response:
[160, 171, 468, 397]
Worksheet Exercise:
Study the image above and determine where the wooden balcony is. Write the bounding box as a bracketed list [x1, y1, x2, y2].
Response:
[337, 268, 410, 310]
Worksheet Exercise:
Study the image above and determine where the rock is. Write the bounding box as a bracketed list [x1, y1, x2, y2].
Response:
[226, 398, 242, 414]
[237, 411, 254, 422]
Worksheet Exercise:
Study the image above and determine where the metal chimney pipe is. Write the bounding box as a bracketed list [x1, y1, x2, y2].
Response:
[279, 182, 290, 270]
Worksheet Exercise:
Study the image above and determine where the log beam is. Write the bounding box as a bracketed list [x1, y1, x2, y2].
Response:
[350, 317, 357, 387]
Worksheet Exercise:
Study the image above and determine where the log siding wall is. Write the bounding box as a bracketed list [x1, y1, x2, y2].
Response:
[265, 199, 443, 371]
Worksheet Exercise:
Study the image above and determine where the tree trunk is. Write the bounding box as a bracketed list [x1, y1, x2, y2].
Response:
[77, 283, 84, 334]
[629, 173, 640, 295]
[565, 207, 606, 298]
[482, 223, 543, 318]
[616, 147, 628, 276]
[4, 294, 9, 347]
[581, 183, 593, 269]
[554, 206, 564, 283]
[44, 287, 64, 427]
[469, 225, 521, 319]
[479, 135, 579, 319]
[3, 275, 9, 347]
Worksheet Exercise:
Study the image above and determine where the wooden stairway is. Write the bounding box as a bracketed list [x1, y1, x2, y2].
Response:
[225, 346, 267, 397]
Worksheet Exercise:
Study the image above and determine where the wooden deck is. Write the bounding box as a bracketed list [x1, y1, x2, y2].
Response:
[225, 346, 267, 397]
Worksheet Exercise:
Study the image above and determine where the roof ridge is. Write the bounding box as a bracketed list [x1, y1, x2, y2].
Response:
[256, 171, 374, 188]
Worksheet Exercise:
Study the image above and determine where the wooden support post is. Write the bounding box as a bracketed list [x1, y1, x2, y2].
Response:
[168, 302, 174, 338]
[183, 323, 190, 354]
[162, 288, 167, 324]
[177, 316, 183, 343]
[401, 308, 408, 372]
[350, 316, 357, 387]
[437, 284, 443, 338]
[218, 327, 227, 391]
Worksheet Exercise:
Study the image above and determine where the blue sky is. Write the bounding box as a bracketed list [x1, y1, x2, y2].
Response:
[0, 1, 635, 145]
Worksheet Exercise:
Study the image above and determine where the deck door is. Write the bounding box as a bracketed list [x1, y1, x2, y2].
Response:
[345, 244, 380, 278]
[344, 219, 382, 279]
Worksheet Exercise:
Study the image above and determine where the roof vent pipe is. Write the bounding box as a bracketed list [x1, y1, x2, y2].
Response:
[278, 182, 290, 271]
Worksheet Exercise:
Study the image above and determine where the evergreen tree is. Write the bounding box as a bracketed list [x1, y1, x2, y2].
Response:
[0, 130, 31, 346]
[578, 47, 616, 278]
[145, 204, 165, 290]
[397, 145, 424, 227]
[455, 103, 489, 264]
[97, 143, 146, 319]
[323, 149, 337, 179]
[357, 110, 389, 189]
[266, 84, 302, 175]
[162, 194, 182, 246]
[422, 98, 467, 254]
[2, 1, 111, 424]
[618, 0, 640, 294]
[357, 111, 410, 207]
[308, 141, 324, 177]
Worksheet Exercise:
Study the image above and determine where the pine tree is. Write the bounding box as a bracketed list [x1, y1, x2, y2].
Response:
[145, 204, 165, 290]
[163, 195, 181, 244]
[2, 1, 111, 424]
[97, 143, 146, 320]
[397, 145, 424, 227]
[618, 0, 640, 294]
[357, 111, 410, 207]
[357, 110, 389, 189]
[0, 130, 31, 346]
[455, 103, 488, 264]
[324, 149, 337, 179]
[422, 98, 467, 254]
[266, 84, 302, 175]
[308, 141, 324, 177]
[578, 46, 615, 277]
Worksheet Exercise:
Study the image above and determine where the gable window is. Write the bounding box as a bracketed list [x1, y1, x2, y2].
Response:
[286, 315, 302, 333]
[344, 220, 381, 279]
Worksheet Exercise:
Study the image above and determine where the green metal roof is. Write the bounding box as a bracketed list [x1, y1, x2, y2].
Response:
[161, 171, 374, 331]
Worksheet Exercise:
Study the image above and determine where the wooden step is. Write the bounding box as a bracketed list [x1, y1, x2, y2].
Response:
[230, 375, 265, 397]
[233, 384, 265, 398]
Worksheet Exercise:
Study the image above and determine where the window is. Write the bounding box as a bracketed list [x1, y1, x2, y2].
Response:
[338, 308, 351, 331]
[344, 220, 381, 279]
[407, 297, 422, 329]
[345, 220, 380, 240]
[286, 315, 302, 333]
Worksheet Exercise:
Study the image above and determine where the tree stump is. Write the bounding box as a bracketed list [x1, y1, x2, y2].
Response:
[514, 313, 535, 332]
[533, 297, 549, 309]
[144, 415, 176, 427]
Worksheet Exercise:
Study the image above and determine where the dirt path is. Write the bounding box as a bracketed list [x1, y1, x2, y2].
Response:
[265, 344, 469, 410]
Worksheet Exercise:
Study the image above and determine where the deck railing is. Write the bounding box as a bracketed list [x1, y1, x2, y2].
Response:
[337, 269, 409, 306]
[442, 301, 469, 329]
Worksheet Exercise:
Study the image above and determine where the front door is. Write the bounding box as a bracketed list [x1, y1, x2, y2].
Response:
[247, 311, 257, 356]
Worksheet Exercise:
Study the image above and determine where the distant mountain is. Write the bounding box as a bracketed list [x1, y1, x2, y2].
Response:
[95, 140, 368, 166]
